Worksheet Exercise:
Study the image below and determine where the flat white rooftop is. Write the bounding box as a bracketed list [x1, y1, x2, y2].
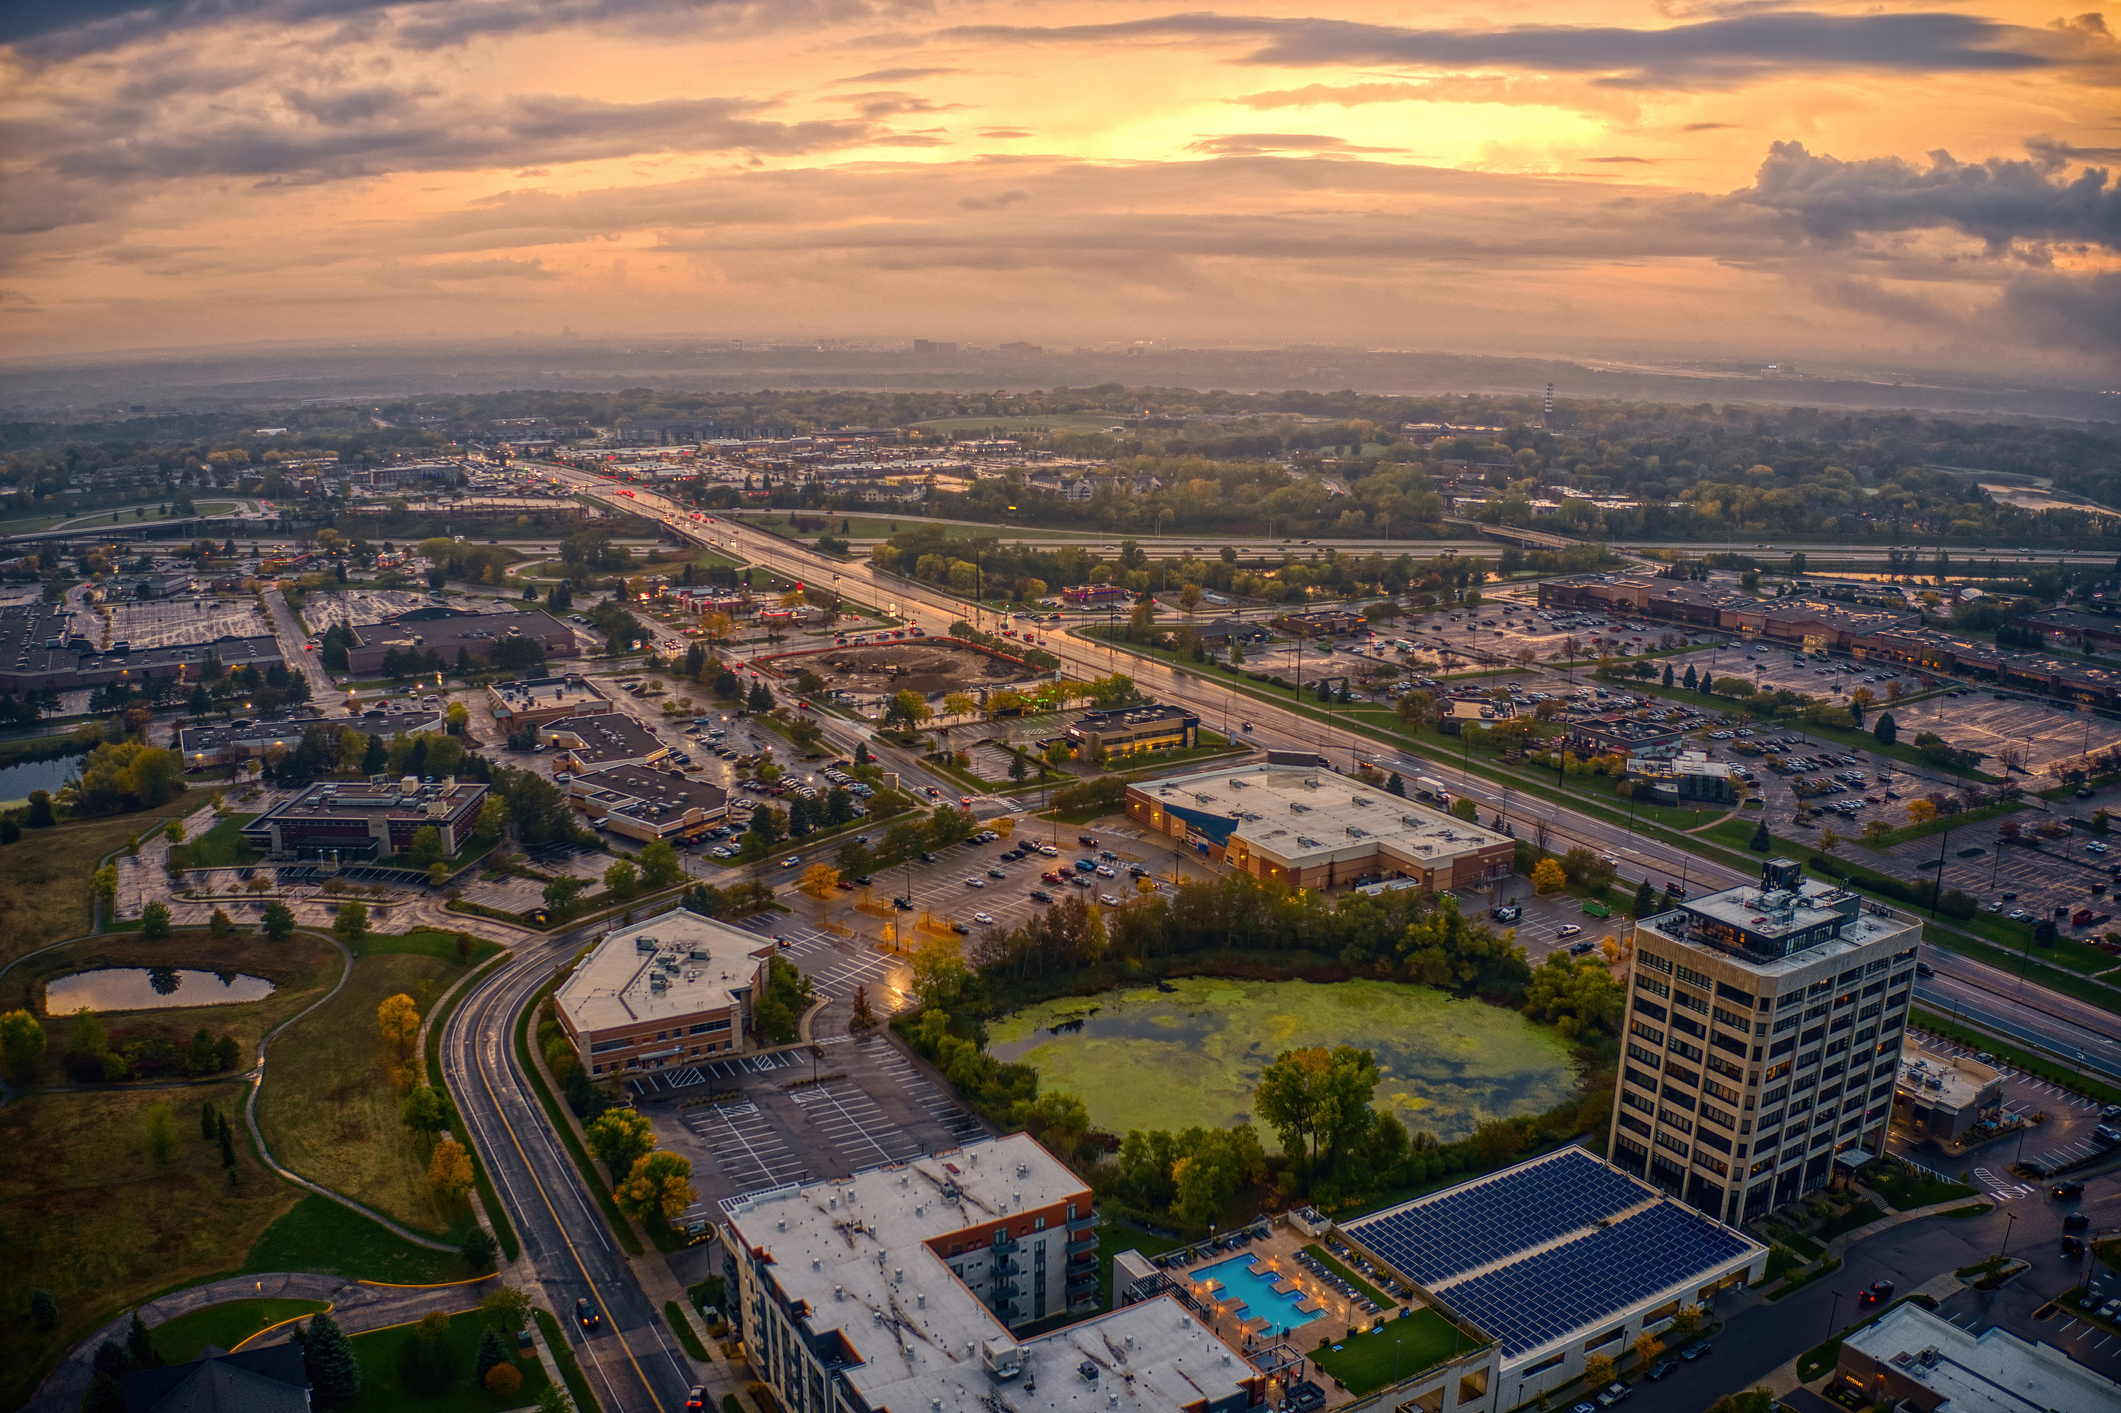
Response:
[1842, 1302, 2119, 1413]
[1145, 762, 1510, 869]
[554, 908, 767, 1036]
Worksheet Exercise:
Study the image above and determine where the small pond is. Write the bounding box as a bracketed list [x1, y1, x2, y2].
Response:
[0, 752, 85, 808]
[986, 976, 1580, 1142]
[45, 968, 277, 1014]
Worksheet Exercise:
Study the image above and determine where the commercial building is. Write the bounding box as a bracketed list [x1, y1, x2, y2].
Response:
[1615, 858, 1922, 1224]
[717, 1135, 1285, 1413]
[1340, 1147, 1765, 1411]
[1060, 583, 1130, 607]
[2008, 605, 2121, 655]
[1066, 704, 1200, 757]
[1892, 1042, 2004, 1143]
[542, 712, 672, 772]
[1273, 609, 1367, 638]
[1624, 752, 1737, 806]
[0, 603, 285, 693]
[1440, 698, 1513, 735]
[176, 704, 449, 770]
[342, 607, 578, 674]
[555, 908, 769, 1076]
[240, 776, 489, 861]
[1570, 715, 1694, 755]
[1128, 758, 1514, 893]
[567, 765, 728, 842]
[486, 674, 608, 729]
[1835, 1301, 2120, 1413]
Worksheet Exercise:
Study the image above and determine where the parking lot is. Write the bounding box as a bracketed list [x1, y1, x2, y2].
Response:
[101, 595, 271, 649]
[296, 588, 432, 632]
[1892, 1025, 2113, 1177]
[1898, 688, 2121, 778]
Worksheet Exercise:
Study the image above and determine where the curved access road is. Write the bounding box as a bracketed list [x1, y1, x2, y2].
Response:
[440, 927, 697, 1413]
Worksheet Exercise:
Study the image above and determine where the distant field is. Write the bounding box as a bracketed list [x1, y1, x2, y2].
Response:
[910, 413, 1121, 434]
[47, 500, 240, 531]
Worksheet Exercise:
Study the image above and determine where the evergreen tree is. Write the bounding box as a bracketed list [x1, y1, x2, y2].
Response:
[1700, 671, 1714, 694]
[1633, 879, 1656, 917]
[126, 1311, 159, 1367]
[747, 681, 773, 713]
[81, 1374, 127, 1413]
[1848, 698, 1864, 727]
[1385, 772, 1406, 797]
[788, 797, 816, 837]
[92, 1339, 131, 1379]
[475, 1326, 509, 1382]
[1749, 816, 1771, 851]
[1662, 664, 1674, 687]
[218, 1112, 237, 1169]
[1874, 711, 1898, 745]
[201, 1100, 218, 1141]
[1683, 664, 1698, 691]
[360, 734, 387, 775]
[297, 1313, 362, 1407]
[853, 740, 871, 766]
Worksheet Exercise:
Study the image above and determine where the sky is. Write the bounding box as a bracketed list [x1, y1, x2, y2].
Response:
[2, 0, 2119, 373]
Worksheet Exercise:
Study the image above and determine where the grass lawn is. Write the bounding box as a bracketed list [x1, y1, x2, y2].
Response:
[1310, 1308, 1469, 1393]
[242, 1194, 471, 1285]
[1096, 1222, 1185, 1307]
[168, 814, 262, 871]
[1816, 1200, 1883, 1241]
[0, 1079, 300, 1411]
[1862, 1163, 1978, 1212]
[151, 1297, 327, 1362]
[1303, 1245, 1394, 1309]
[2, 930, 340, 1089]
[254, 940, 484, 1237]
[341, 1308, 550, 1413]
[0, 794, 199, 968]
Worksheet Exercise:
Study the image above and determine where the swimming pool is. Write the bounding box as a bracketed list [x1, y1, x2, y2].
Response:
[1188, 1255, 1325, 1331]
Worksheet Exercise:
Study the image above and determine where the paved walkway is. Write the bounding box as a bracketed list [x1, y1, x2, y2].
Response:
[34, 1269, 501, 1412]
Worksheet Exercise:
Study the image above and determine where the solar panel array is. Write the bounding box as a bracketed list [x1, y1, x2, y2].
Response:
[1440, 1202, 1757, 1358]
[1342, 1149, 1649, 1285]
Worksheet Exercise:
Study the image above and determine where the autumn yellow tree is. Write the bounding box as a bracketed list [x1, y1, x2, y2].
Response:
[377, 994, 420, 1063]
[1584, 1353, 1615, 1388]
[1633, 1332, 1665, 1367]
[614, 1151, 697, 1224]
[942, 692, 977, 721]
[1532, 858, 1567, 895]
[1905, 799, 1938, 827]
[799, 863, 840, 898]
[427, 1138, 475, 1202]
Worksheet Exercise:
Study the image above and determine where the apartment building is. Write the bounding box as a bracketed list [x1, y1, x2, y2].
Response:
[1612, 857, 1922, 1224]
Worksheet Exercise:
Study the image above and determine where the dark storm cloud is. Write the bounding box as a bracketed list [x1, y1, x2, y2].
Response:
[2026, 134, 2121, 168]
[2002, 270, 2121, 351]
[1733, 140, 2121, 251]
[2, 0, 885, 59]
[937, 10, 2119, 89]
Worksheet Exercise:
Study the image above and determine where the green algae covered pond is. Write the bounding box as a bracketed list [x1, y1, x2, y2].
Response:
[986, 976, 1580, 1142]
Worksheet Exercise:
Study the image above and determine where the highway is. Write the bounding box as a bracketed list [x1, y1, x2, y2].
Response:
[1919, 946, 2121, 1085]
[441, 931, 696, 1413]
[550, 469, 1755, 901]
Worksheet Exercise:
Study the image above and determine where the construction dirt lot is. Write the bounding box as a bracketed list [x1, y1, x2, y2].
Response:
[793, 641, 1027, 697]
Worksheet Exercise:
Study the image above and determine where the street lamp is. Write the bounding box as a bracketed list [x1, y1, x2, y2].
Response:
[1825, 1289, 1843, 1339]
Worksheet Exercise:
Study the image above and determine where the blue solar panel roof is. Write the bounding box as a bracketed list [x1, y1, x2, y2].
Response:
[1341, 1148, 1650, 1286]
[1436, 1201, 1756, 1358]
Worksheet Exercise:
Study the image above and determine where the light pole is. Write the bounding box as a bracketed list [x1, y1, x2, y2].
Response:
[1999, 1211, 2017, 1261]
[1825, 1289, 1843, 1339]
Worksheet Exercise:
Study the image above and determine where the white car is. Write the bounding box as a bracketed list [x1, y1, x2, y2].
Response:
[2089, 841, 2110, 855]
[972, 911, 995, 925]
[964, 877, 985, 888]
[1099, 893, 1122, 906]
[1557, 924, 1583, 939]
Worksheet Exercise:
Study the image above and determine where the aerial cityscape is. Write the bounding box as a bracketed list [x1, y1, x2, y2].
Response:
[4, 3, 2121, 1413]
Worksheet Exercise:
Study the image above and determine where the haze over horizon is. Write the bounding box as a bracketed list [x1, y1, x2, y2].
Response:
[4, 0, 2120, 379]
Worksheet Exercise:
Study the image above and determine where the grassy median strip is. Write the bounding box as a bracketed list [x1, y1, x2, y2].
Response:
[1302, 1244, 1394, 1309]
[536, 1308, 602, 1413]
[663, 1300, 712, 1362]
[513, 977, 644, 1257]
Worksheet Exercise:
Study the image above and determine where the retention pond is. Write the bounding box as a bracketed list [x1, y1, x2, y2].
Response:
[985, 976, 1579, 1141]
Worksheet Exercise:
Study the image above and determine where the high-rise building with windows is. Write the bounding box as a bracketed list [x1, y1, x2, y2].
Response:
[1609, 858, 1922, 1224]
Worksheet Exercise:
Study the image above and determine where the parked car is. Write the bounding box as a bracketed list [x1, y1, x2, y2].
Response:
[1646, 1359, 1680, 1381]
[1681, 1340, 1711, 1360]
[2053, 1182, 2085, 1200]
[1593, 1384, 1630, 1408]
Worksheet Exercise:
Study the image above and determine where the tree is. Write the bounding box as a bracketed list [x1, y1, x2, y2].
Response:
[1749, 816, 1771, 851]
[615, 1150, 698, 1223]
[799, 863, 840, 898]
[1631, 878, 1656, 918]
[127, 1310, 158, 1368]
[82, 1373, 128, 1413]
[1531, 858, 1566, 894]
[1667, 1303, 1704, 1340]
[401, 1085, 447, 1134]
[407, 825, 444, 867]
[141, 901, 172, 939]
[377, 993, 420, 1061]
[1472, 1117, 1523, 1166]
[1252, 1045, 1380, 1179]
[1874, 711, 1898, 745]
[485, 1363, 523, 1399]
[427, 1138, 475, 1201]
[333, 900, 369, 945]
[219, 1111, 238, 1169]
[909, 932, 970, 1009]
[398, 1311, 455, 1396]
[637, 839, 683, 889]
[25, 790, 55, 828]
[206, 906, 235, 938]
[1633, 1332, 1665, 1367]
[1385, 772, 1406, 797]
[261, 900, 296, 941]
[145, 1101, 177, 1166]
[603, 857, 641, 900]
[1450, 797, 1478, 823]
[461, 1225, 499, 1271]
[480, 1284, 533, 1333]
[201, 1099, 218, 1140]
[0, 1009, 45, 1082]
[536, 1383, 577, 1413]
[586, 1109, 656, 1181]
[543, 875, 586, 912]
[1584, 1352, 1615, 1388]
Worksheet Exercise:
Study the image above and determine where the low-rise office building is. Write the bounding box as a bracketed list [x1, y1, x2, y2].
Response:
[542, 712, 671, 773]
[1066, 704, 1200, 757]
[1128, 758, 1514, 893]
[486, 675, 608, 729]
[1571, 715, 1692, 754]
[176, 704, 449, 770]
[554, 909, 767, 1075]
[1341, 1147, 1765, 1411]
[343, 607, 578, 674]
[1835, 1301, 2119, 1413]
[1892, 1042, 2004, 1143]
[567, 766, 727, 842]
[240, 776, 489, 861]
[1625, 752, 1737, 806]
[1439, 698, 1514, 735]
